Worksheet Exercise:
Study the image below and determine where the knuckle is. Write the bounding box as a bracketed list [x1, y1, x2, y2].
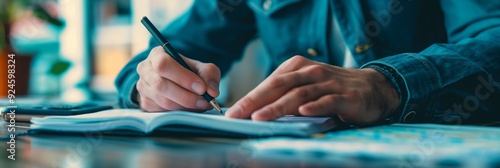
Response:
[205, 63, 221, 75]
[178, 95, 197, 108]
[157, 96, 176, 110]
[305, 65, 328, 78]
[140, 97, 163, 112]
[281, 55, 307, 69]
[152, 80, 165, 91]
[136, 80, 144, 92]
[153, 59, 169, 74]
[291, 87, 308, 98]
[139, 100, 150, 110]
[326, 95, 339, 103]
[151, 46, 163, 54]
[267, 76, 286, 89]
[140, 98, 154, 111]
[136, 79, 149, 94]
[290, 55, 307, 62]
[238, 97, 257, 110]
[136, 61, 145, 74]
[307, 64, 325, 74]
[150, 75, 161, 87]
[300, 106, 316, 116]
[205, 63, 216, 70]
[266, 105, 285, 118]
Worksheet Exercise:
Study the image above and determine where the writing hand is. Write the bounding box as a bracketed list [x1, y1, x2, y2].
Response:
[136, 46, 221, 112]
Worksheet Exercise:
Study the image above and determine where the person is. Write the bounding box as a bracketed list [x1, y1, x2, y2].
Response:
[116, 0, 500, 126]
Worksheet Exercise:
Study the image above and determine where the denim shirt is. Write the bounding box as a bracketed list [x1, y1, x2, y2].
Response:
[115, 0, 500, 124]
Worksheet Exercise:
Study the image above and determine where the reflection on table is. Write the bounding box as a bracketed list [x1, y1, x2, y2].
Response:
[1, 121, 500, 168]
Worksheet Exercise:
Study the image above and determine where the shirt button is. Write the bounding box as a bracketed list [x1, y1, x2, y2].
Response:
[403, 111, 416, 122]
[355, 44, 371, 54]
[307, 48, 318, 57]
[263, 0, 272, 11]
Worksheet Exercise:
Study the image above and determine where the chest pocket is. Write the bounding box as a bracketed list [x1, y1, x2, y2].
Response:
[247, 0, 306, 65]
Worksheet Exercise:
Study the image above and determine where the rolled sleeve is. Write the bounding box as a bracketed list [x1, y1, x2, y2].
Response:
[362, 53, 441, 123]
[361, 0, 500, 124]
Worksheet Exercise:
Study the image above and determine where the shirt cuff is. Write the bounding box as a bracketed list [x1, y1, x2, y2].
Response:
[361, 53, 440, 123]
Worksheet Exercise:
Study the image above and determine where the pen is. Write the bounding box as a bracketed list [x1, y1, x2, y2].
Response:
[140, 16, 223, 114]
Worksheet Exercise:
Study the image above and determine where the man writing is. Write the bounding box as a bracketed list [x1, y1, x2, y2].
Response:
[116, 0, 500, 125]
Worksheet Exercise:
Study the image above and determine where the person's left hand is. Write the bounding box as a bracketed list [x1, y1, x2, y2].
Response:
[225, 56, 400, 125]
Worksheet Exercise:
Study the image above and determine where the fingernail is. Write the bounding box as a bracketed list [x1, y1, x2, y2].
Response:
[192, 81, 204, 95]
[210, 81, 219, 94]
[196, 98, 209, 108]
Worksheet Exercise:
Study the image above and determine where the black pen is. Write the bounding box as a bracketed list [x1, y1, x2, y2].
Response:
[140, 16, 223, 113]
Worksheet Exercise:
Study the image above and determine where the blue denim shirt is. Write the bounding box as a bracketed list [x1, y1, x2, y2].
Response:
[116, 0, 500, 124]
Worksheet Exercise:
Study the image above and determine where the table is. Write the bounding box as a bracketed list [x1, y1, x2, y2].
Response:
[2, 120, 500, 168]
[0, 120, 374, 168]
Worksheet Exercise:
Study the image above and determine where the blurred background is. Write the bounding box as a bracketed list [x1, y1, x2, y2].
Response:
[0, 0, 269, 106]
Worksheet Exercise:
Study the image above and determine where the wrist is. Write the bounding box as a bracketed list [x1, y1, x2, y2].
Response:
[361, 68, 401, 118]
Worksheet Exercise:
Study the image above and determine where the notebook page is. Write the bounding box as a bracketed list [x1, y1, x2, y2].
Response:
[31, 109, 165, 124]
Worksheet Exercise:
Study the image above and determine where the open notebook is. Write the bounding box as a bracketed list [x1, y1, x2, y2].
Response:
[30, 108, 338, 137]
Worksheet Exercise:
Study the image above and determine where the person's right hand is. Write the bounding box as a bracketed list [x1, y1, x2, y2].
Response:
[135, 46, 221, 112]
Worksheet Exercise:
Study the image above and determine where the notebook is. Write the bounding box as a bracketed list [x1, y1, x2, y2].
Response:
[30, 108, 337, 137]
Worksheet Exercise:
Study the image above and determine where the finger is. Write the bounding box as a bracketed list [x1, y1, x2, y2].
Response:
[226, 71, 315, 119]
[148, 46, 207, 95]
[138, 92, 209, 113]
[194, 62, 221, 98]
[139, 95, 166, 112]
[136, 79, 165, 112]
[152, 94, 189, 110]
[299, 94, 347, 116]
[138, 59, 211, 109]
[251, 82, 334, 121]
[269, 55, 313, 77]
[137, 73, 210, 110]
[136, 78, 183, 110]
[147, 77, 211, 109]
[136, 78, 153, 100]
[137, 60, 163, 90]
[154, 94, 212, 112]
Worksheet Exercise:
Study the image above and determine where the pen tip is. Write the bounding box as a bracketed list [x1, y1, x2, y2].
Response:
[209, 100, 223, 114]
